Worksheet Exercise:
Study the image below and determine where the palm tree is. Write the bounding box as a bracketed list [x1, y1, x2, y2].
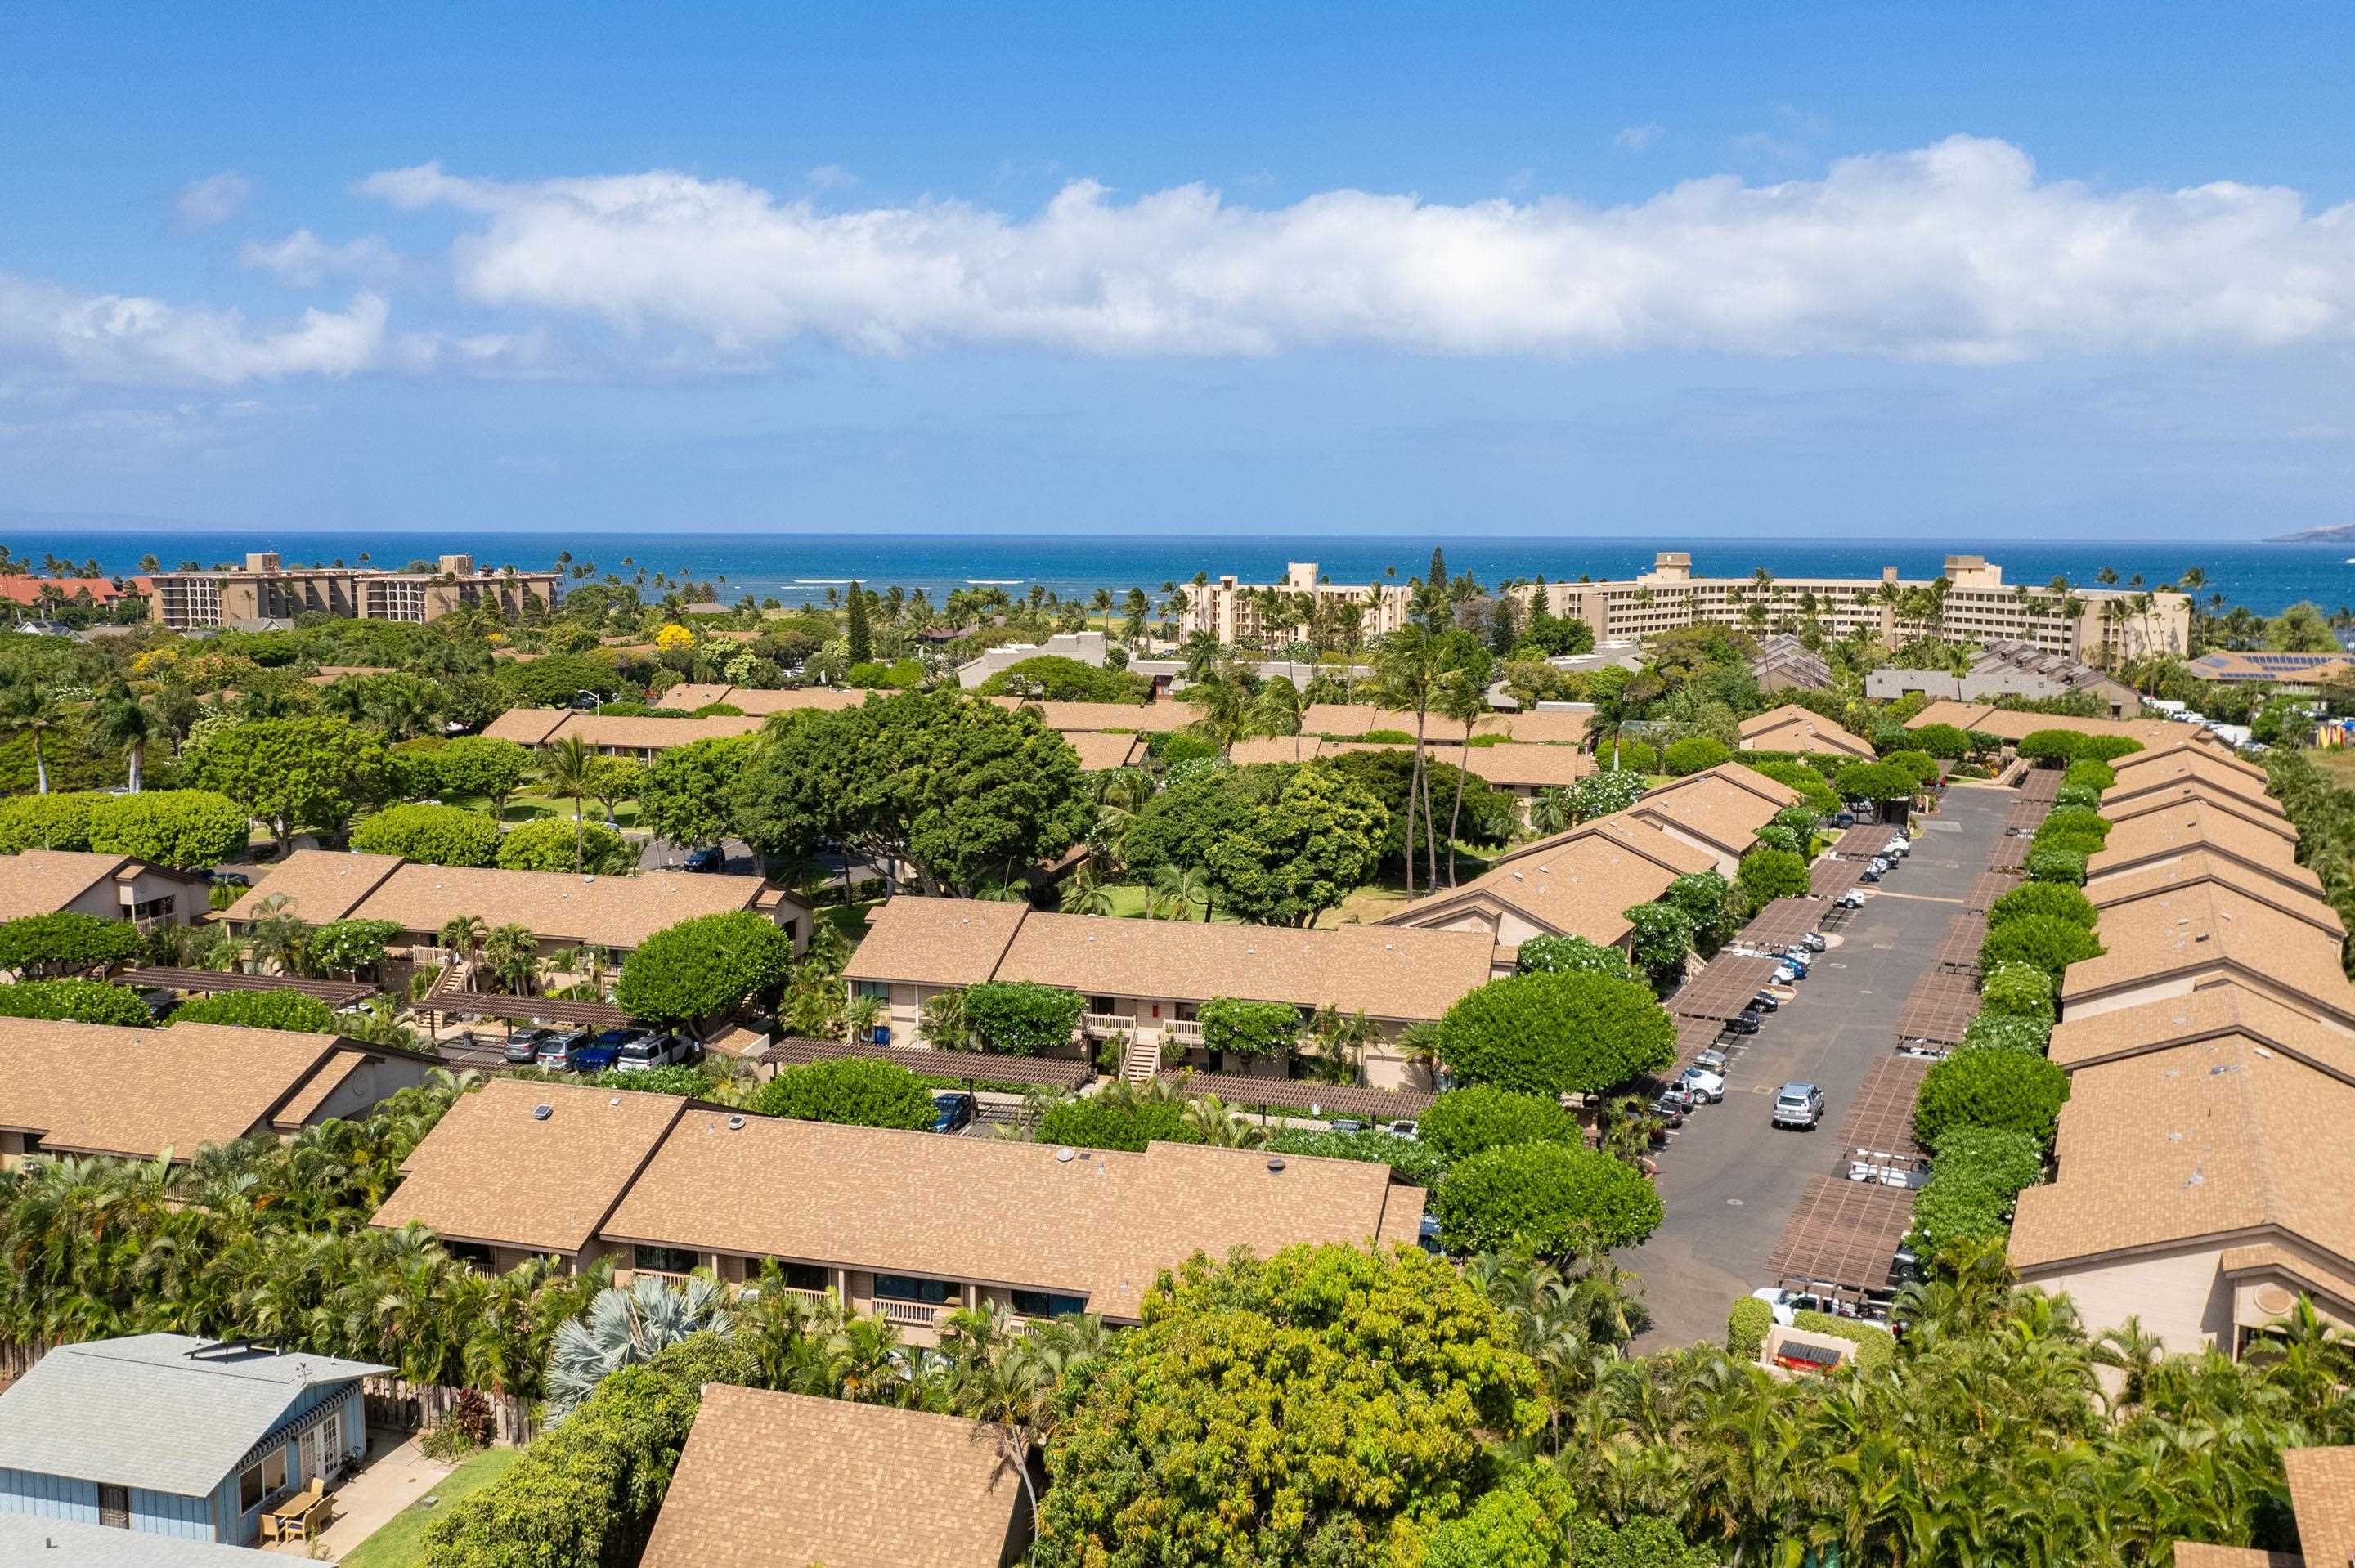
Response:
[481, 923, 540, 996]
[545, 1275, 733, 1419]
[842, 993, 887, 1046]
[0, 682, 64, 795]
[1179, 1094, 1263, 1148]
[1058, 868, 1115, 916]
[1433, 668, 1487, 885]
[437, 914, 488, 963]
[1528, 786, 1574, 836]
[539, 735, 595, 872]
[1370, 625, 1461, 894]
[92, 684, 156, 792]
[1151, 862, 1210, 922]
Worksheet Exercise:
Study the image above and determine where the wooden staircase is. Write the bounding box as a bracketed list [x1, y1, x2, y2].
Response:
[1121, 1035, 1160, 1086]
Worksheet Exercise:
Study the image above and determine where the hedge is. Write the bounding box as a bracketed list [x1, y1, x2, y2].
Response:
[962, 980, 1087, 1056]
[2023, 847, 2088, 885]
[1433, 1140, 1664, 1254]
[1197, 996, 1303, 1060]
[0, 912, 143, 978]
[1436, 970, 1675, 1097]
[751, 1056, 934, 1129]
[87, 790, 251, 869]
[1727, 1294, 1774, 1360]
[1517, 934, 1638, 981]
[1977, 961, 2057, 1025]
[1036, 1093, 1191, 1152]
[2061, 758, 2118, 793]
[1959, 1010, 2053, 1055]
[0, 791, 102, 853]
[1985, 883, 2097, 931]
[1262, 1127, 1447, 1189]
[352, 802, 503, 867]
[1746, 760, 1841, 816]
[169, 989, 339, 1033]
[1912, 1126, 2044, 1254]
[0, 979, 153, 1028]
[1791, 1311, 1895, 1377]
[1662, 737, 1731, 777]
[1977, 914, 2105, 984]
[1915, 1049, 2070, 1150]
[1418, 1086, 1584, 1163]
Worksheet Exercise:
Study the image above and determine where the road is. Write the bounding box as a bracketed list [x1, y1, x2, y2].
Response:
[1630, 782, 2010, 1351]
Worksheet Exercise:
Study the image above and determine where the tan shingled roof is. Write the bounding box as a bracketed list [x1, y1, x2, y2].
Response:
[223, 849, 777, 949]
[2169, 1548, 2299, 1568]
[2088, 853, 2344, 941]
[841, 897, 1030, 988]
[998, 910, 1496, 1020]
[601, 1122, 1420, 1321]
[2010, 1031, 2355, 1273]
[2090, 801, 2315, 885]
[2112, 737, 2268, 786]
[479, 708, 572, 746]
[0, 1018, 349, 1160]
[2285, 1447, 2355, 1568]
[2104, 751, 2280, 813]
[1379, 815, 1716, 946]
[1906, 701, 2194, 746]
[1628, 764, 1798, 856]
[1738, 704, 1874, 759]
[372, 1078, 689, 1256]
[2105, 784, 2294, 840]
[994, 699, 1193, 732]
[2061, 880, 2352, 1011]
[0, 851, 132, 922]
[1061, 730, 1143, 771]
[640, 1386, 1025, 1568]
[672, 687, 870, 716]
[1496, 708, 1591, 746]
[1331, 740, 1594, 789]
[2046, 982, 2355, 1082]
[1227, 736, 1326, 765]
[546, 712, 766, 750]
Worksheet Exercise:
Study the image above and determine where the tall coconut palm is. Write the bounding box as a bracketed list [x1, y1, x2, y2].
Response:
[92, 684, 156, 792]
[437, 913, 488, 964]
[1433, 667, 1487, 885]
[1179, 1094, 1263, 1148]
[1151, 862, 1209, 922]
[1058, 867, 1115, 916]
[539, 734, 595, 872]
[0, 682, 65, 795]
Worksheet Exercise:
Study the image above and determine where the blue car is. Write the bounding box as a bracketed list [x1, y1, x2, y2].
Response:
[931, 1092, 978, 1134]
[573, 1028, 639, 1072]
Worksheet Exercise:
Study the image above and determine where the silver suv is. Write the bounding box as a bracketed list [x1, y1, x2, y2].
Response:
[1772, 1082, 1826, 1130]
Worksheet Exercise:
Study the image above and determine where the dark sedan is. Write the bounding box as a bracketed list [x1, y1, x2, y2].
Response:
[931, 1091, 978, 1134]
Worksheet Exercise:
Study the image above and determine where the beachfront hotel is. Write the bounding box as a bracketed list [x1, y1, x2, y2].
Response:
[146, 552, 560, 630]
[1517, 553, 2188, 666]
[1178, 562, 1415, 646]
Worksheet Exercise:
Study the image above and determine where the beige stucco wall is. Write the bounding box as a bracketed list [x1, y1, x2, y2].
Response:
[2021, 1243, 2235, 1355]
[296, 1053, 437, 1127]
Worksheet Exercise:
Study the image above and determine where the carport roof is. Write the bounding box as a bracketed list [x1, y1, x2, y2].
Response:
[1839, 1055, 1932, 1160]
[1670, 954, 1782, 1022]
[1896, 967, 1981, 1046]
[1767, 1176, 1917, 1296]
[1810, 857, 1867, 898]
[1964, 871, 2021, 912]
[1932, 911, 1990, 974]
[1740, 898, 1823, 946]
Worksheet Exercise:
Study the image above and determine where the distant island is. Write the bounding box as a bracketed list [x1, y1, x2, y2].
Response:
[2264, 523, 2355, 543]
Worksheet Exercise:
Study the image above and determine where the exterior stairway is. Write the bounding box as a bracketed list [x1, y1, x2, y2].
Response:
[1121, 1034, 1160, 1086]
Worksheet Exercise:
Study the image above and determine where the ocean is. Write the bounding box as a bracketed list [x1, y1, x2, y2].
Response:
[5, 529, 2347, 616]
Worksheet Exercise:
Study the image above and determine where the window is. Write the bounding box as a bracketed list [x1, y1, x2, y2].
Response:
[239, 1461, 264, 1512]
[262, 1447, 287, 1496]
[872, 1274, 953, 1306]
[443, 1241, 494, 1270]
[633, 1244, 701, 1275]
[98, 1484, 128, 1529]
[854, 981, 891, 1002]
[1086, 995, 1114, 1015]
[1011, 1289, 1088, 1319]
[778, 1261, 828, 1292]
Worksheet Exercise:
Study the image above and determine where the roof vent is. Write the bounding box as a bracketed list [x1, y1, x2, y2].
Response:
[1266, 1158, 1286, 1173]
[727, 1115, 746, 1131]
[1055, 1146, 1076, 1163]
[2195, 932, 2211, 943]
[532, 1104, 553, 1121]
[609, 1096, 621, 1106]
[2253, 1046, 2274, 1060]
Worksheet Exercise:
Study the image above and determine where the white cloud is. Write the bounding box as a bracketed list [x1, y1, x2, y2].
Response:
[356, 139, 2355, 365]
[1613, 124, 1663, 151]
[175, 172, 253, 230]
[805, 164, 859, 190]
[0, 276, 388, 385]
[240, 229, 404, 286]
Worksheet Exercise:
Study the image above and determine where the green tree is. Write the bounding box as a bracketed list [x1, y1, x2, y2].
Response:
[751, 1056, 934, 1128]
[1978, 960, 2058, 1024]
[1515, 934, 1638, 981]
[496, 652, 626, 707]
[1035, 1086, 1193, 1151]
[1911, 1126, 2045, 1254]
[497, 817, 635, 875]
[0, 791, 102, 853]
[1420, 1463, 1577, 1568]
[639, 734, 751, 849]
[0, 979, 153, 1028]
[538, 734, 597, 872]
[183, 716, 389, 853]
[92, 683, 159, 792]
[976, 655, 1151, 702]
[1662, 736, 1731, 776]
[426, 736, 536, 818]
[1977, 912, 2105, 983]
[1621, 902, 1697, 979]
[1437, 971, 1674, 1096]
[1987, 882, 2098, 931]
[845, 580, 872, 665]
[0, 681, 65, 794]
[1915, 1049, 2070, 1149]
[614, 910, 796, 1028]
[1420, 1085, 1584, 1163]
[86, 790, 251, 869]
[2014, 729, 2085, 764]
[2266, 599, 2339, 652]
[581, 756, 644, 824]
[1737, 846, 1810, 905]
[0, 912, 142, 978]
[351, 803, 503, 867]
[306, 918, 404, 979]
[962, 980, 1086, 1056]
[169, 989, 339, 1033]
[1832, 759, 1918, 804]
[1203, 762, 1388, 926]
[1032, 1243, 1542, 1568]
[1435, 1140, 1665, 1254]
[1568, 769, 1647, 823]
[1197, 997, 1303, 1064]
[1909, 723, 1972, 761]
[2024, 845, 2088, 885]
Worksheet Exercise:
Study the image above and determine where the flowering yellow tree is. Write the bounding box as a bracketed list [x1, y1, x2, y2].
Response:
[653, 623, 694, 652]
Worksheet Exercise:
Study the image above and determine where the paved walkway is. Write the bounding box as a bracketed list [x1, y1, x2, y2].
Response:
[1630, 784, 2010, 1351]
[264, 1429, 457, 1561]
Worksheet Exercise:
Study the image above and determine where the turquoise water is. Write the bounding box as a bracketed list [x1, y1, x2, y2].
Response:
[7, 530, 2344, 615]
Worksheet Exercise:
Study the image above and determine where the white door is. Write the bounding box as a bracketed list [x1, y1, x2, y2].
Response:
[303, 1420, 334, 1481]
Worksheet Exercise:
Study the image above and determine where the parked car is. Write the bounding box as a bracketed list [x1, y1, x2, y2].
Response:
[1654, 1081, 1698, 1113]
[1649, 1095, 1688, 1129]
[504, 1027, 554, 1065]
[1836, 889, 1868, 909]
[1328, 1118, 1367, 1134]
[1724, 1010, 1762, 1036]
[614, 1033, 693, 1071]
[532, 1029, 593, 1071]
[1772, 1082, 1826, 1130]
[1693, 1047, 1730, 1073]
[931, 1091, 978, 1134]
[1869, 856, 1891, 874]
[1800, 931, 1828, 952]
[1832, 810, 1855, 828]
[1859, 866, 1883, 884]
[682, 844, 724, 872]
[573, 1029, 638, 1072]
[1882, 836, 1910, 858]
[1749, 990, 1780, 1013]
[1680, 1067, 1726, 1103]
[1773, 964, 1801, 986]
[1418, 1213, 1445, 1256]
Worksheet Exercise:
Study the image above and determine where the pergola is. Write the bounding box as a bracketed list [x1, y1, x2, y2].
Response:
[419, 965, 630, 1031]
[1152, 1071, 1436, 1120]
[1964, 871, 2021, 912]
[123, 966, 378, 1006]
[1832, 824, 1893, 858]
[1671, 1014, 1729, 1072]
[1669, 954, 1782, 1023]
[1838, 1054, 1933, 1162]
[1740, 898, 1825, 948]
[1895, 967, 1981, 1046]
[1932, 910, 1991, 974]
[1766, 1176, 1918, 1302]
[2016, 768, 2064, 803]
[760, 1037, 1093, 1091]
[1810, 857, 1868, 899]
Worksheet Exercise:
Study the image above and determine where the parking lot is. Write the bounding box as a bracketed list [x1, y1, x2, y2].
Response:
[1631, 783, 2012, 1351]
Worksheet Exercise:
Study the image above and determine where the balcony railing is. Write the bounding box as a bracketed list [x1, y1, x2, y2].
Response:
[1084, 1011, 1201, 1044]
[876, 1298, 941, 1329]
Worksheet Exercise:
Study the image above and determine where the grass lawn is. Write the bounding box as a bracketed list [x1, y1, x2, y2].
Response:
[2309, 746, 2355, 788]
[338, 1448, 518, 1568]
[442, 791, 644, 831]
[821, 898, 882, 943]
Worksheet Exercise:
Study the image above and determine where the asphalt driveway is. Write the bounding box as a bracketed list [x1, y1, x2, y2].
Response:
[1629, 783, 2010, 1351]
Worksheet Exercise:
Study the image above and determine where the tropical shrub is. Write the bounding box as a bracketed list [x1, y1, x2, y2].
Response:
[1420, 1463, 1577, 1568]
[1568, 768, 1648, 822]
[614, 910, 796, 1027]
[1517, 934, 1637, 981]
[1663, 871, 1738, 952]
[1790, 1311, 1896, 1378]
[962, 980, 1087, 1056]
[1915, 1050, 2070, 1150]
[0, 912, 142, 978]
[1909, 724, 1971, 760]
[1727, 1294, 1774, 1360]
[1197, 996, 1302, 1061]
[1435, 1141, 1665, 1254]
[1959, 1010, 2053, 1055]
[2061, 758, 2118, 793]
[306, 918, 404, 977]
[1738, 847, 1810, 904]
[1986, 882, 2097, 931]
[1035, 1091, 1191, 1152]
[0, 791, 102, 853]
[0, 978, 152, 1028]
[2015, 729, 2084, 764]
[2054, 782, 2102, 810]
[1437, 970, 1675, 1097]
[87, 790, 250, 868]
[1978, 961, 2057, 1025]
[169, 989, 339, 1033]
[352, 802, 502, 867]
[2079, 736, 2145, 764]
[2024, 847, 2088, 885]
[1595, 740, 1657, 774]
[1747, 760, 1841, 816]
[1419, 1086, 1584, 1163]
[751, 1057, 934, 1129]
[1978, 913, 2104, 983]
[1912, 1127, 2045, 1254]
[496, 817, 635, 874]
[1833, 760, 1918, 804]
[1261, 1127, 1447, 1188]
[1662, 737, 1731, 777]
[1621, 902, 1698, 979]
[1883, 750, 1941, 789]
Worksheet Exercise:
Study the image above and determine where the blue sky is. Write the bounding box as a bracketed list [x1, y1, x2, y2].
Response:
[2, 1, 2351, 538]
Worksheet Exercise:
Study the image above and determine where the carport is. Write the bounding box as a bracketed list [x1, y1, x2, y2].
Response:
[1895, 967, 1980, 1046]
[1931, 910, 1990, 974]
[1838, 1054, 1932, 1163]
[123, 966, 379, 1006]
[1963, 871, 2020, 912]
[1810, 856, 1868, 898]
[1740, 898, 1825, 948]
[1669, 953, 1783, 1022]
[1765, 1176, 1918, 1309]
[419, 965, 630, 1032]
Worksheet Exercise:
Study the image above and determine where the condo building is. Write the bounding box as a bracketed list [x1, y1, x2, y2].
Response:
[1180, 562, 1415, 646]
[1518, 553, 2187, 666]
[147, 552, 560, 630]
